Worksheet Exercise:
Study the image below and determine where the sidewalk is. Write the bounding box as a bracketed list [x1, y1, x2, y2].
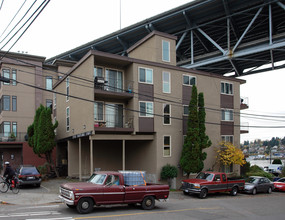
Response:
[0, 178, 74, 205]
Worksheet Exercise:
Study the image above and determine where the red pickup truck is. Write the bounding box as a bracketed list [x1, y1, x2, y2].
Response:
[59, 171, 169, 214]
[181, 171, 245, 199]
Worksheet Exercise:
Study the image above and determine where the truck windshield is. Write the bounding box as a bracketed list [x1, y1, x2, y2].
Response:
[196, 172, 214, 180]
[87, 174, 106, 184]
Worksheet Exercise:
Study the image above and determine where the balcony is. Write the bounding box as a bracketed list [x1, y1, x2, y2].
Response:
[94, 76, 134, 100]
[240, 122, 249, 134]
[94, 115, 134, 134]
[0, 132, 27, 142]
[240, 97, 249, 110]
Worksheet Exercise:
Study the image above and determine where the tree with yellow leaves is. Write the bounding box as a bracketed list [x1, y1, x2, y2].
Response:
[216, 142, 246, 166]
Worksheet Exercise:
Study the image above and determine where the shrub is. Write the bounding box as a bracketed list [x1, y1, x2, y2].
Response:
[272, 159, 282, 164]
[160, 164, 178, 180]
[245, 165, 275, 180]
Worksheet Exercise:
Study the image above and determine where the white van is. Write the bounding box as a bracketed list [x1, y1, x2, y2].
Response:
[264, 164, 283, 174]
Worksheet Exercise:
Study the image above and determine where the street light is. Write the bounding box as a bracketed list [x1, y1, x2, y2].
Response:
[0, 77, 10, 83]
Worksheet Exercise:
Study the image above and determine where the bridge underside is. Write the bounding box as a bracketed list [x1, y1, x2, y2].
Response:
[47, 0, 285, 77]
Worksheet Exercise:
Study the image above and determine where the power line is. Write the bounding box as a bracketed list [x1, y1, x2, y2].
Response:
[0, 0, 50, 59]
[2, 57, 285, 123]
[0, 0, 28, 40]
[10, 78, 285, 129]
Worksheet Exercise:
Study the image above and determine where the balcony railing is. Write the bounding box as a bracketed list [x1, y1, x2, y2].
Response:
[0, 132, 27, 142]
[240, 122, 249, 134]
[94, 76, 134, 93]
[240, 97, 249, 110]
[94, 115, 134, 133]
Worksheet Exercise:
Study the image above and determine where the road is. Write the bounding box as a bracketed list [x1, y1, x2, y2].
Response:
[0, 191, 284, 220]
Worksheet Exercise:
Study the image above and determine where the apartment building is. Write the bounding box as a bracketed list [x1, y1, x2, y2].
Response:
[0, 52, 73, 172]
[53, 31, 247, 186]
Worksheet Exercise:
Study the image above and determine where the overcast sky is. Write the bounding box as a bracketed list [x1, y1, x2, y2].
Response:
[0, 0, 284, 143]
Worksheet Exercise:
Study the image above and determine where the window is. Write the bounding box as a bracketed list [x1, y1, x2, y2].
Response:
[163, 72, 171, 93]
[12, 69, 17, 86]
[3, 69, 10, 85]
[183, 75, 196, 86]
[66, 77, 69, 101]
[94, 66, 103, 78]
[222, 135, 234, 143]
[12, 122, 17, 136]
[12, 96, 17, 111]
[3, 95, 10, 111]
[46, 99, 52, 108]
[162, 40, 170, 62]
[94, 102, 104, 121]
[139, 101, 153, 117]
[183, 105, 189, 115]
[139, 67, 153, 84]
[163, 136, 171, 157]
[4, 122, 10, 137]
[221, 109, 233, 121]
[53, 93, 56, 109]
[105, 69, 123, 92]
[163, 104, 171, 125]
[222, 164, 233, 173]
[46, 76, 52, 90]
[66, 107, 70, 132]
[105, 104, 123, 128]
[221, 82, 233, 95]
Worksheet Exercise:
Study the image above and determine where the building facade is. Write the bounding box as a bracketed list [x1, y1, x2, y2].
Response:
[53, 31, 247, 186]
[0, 52, 64, 172]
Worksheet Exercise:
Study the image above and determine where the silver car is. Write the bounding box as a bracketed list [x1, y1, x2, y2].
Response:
[244, 176, 274, 195]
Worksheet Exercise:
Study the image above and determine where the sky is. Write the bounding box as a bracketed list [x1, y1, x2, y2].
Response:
[0, 0, 284, 143]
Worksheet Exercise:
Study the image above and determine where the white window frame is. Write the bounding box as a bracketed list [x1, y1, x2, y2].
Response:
[221, 109, 234, 121]
[66, 77, 70, 102]
[183, 74, 196, 86]
[12, 69, 17, 86]
[163, 104, 171, 125]
[12, 96, 17, 111]
[163, 135, 171, 157]
[138, 67, 153, 84]
[162, 71, 171, 93]
[221, 135, 234, 144]
[139, 101, 153, 117]
[221, 82, 233, 95]
[66, 107, 70, 132]
[162, 40, 170, 62]
[3, 69, 10, 85]
[46, 76, 53, 90]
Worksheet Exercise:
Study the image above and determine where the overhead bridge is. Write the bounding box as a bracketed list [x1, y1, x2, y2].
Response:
[47, 0, 285, 77]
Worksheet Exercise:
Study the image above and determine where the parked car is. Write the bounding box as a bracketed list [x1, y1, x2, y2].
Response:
[15, 165, 42, 187]
[59, 171, 169, 214]
[273, 177, 285, 191]
[181, 172, 245, 199]
[244, 176, 274, 195]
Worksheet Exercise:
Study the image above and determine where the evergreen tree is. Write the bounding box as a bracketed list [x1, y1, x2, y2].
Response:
[180, 85, 202, 175]
[27, 105, 58, 174]
[198, 92, 212, 169]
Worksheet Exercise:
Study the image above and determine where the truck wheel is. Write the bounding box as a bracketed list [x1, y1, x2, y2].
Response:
[76, 198, 94, 214]
[141, 196, 155, 210]
[199, 189, 207, 199]
[252, 188, 257, 195]
[183, 191, 189, 195]
[230, 187, 238, 196]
